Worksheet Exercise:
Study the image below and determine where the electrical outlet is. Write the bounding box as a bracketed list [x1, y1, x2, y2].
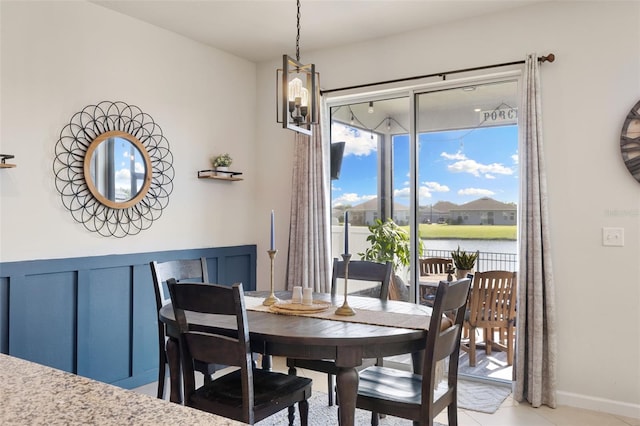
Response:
[602, 227, 624, 247]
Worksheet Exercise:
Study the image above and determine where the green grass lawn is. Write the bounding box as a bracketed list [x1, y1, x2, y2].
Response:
[415, 224, 516, 240]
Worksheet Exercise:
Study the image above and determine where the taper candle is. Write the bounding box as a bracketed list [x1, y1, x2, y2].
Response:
[344, 211, 349, 254]
[270, 210, 275, 250]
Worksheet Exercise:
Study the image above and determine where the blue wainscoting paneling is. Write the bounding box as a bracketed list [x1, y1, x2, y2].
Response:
[9, 271, 77, 373]
[77, 266, 132, 384]
[0, 277, 8, 353]
[0, 245, 256, 389]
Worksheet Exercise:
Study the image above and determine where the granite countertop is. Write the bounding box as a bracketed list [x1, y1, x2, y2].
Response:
[0, 353, 243, 425]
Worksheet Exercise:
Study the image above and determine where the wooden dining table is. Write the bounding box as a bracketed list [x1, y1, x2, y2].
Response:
[159, 291, 435, 426]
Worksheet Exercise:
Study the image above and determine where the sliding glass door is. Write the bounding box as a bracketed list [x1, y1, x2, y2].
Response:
[328, 78, 518, 307]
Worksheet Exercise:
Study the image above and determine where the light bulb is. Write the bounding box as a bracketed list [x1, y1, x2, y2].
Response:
[368, 101, 374, 114]
[288, 77, 303, 102]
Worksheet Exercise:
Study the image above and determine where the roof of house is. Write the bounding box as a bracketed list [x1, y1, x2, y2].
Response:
[350, 198, 408, 211]
[450, 197, 516, 211]
[432, 201, 459, 212]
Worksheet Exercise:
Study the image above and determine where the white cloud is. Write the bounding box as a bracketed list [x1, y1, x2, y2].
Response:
[458, 188, 495, 196]
[393, 182, 449, 205]
[511, 153, 519, 165]
[115, 167, 131, 181]
[441, 150, 467, 160]
[418, 186, 433, 199]
[394, 187, 411, 199]
[422, 181, 449, 192]
[484, 174, 496, 179]
[332, 123, 377, 157]
[332, 192, 376, 207]
[447, 159, 513, 177]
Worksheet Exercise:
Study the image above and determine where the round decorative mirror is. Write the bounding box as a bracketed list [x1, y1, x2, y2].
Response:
[621, 99, 640, 182]
[54, 101, 174, 237]
[84, 130, 152, 209]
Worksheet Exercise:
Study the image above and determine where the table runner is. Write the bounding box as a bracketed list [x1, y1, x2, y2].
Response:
[244, 296, 434, 331]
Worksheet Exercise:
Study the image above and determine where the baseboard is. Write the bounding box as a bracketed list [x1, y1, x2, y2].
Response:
[557, 390, 640, 420]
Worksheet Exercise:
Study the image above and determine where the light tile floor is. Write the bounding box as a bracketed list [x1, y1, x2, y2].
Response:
[134, 356, 640, 426]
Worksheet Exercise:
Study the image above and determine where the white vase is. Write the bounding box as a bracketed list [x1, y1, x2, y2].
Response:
[215, 166, 229, 176]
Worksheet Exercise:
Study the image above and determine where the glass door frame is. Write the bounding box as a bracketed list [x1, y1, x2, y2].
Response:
[325, 70, 522, 303]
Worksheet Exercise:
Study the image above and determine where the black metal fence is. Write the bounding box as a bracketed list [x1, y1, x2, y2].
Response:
[424, 249, 517, 272]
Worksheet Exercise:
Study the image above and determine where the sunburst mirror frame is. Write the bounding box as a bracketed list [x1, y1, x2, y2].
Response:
[53, 101, 174, 237]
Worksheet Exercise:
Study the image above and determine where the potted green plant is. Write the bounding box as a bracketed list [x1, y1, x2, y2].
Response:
[359, 218, 423, 301]
[359, 218, 411, 271]
[211, 153, 232, 175]
[450, 245, 478, 279]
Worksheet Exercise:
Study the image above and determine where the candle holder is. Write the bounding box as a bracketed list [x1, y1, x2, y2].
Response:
[334, 253, 355, 316]
[263, 249, 280, 306]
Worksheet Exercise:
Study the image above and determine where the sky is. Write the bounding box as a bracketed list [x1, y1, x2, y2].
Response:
[331, 123, 519, 209]
[111, 137, 145, 201]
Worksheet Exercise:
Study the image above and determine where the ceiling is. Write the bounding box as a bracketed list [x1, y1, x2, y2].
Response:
[91, 0, 544, 63]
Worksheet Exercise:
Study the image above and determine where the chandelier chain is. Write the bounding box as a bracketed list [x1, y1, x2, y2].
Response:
[295, 0, 301, 61]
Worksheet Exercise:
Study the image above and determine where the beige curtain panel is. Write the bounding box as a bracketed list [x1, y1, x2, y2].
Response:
[514, 53, 558, 408]
[286, 111, 331, 293]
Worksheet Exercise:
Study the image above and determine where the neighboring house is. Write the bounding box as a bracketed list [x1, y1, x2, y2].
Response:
[449, 197, 517, 225]
[348, 198, 409, 226]
[419, 201, 458, 224]
[349, 198, 516, 226]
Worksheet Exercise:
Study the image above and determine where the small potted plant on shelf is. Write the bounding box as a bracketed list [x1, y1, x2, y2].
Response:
[450, 245, 478, 279]
[211, 153, 232, 176]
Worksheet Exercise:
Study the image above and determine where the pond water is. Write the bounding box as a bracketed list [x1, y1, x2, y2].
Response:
[422, 239, 517, 255]
[422, 239, 518, 272]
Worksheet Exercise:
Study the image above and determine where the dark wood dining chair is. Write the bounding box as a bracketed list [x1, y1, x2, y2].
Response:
[355, 277, 471, 426]
[150, 258, 217, 399]
[287, 258, 393, 406]
[167, 280, 312, 425]
[461, 270, 517, 366]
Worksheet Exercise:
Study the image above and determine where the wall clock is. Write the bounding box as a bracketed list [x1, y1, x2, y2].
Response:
[620, 99, 640, 182]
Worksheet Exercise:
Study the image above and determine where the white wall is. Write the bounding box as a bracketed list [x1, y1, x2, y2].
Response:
[0, 1, 257, 261]
[256, 0, 640, 418]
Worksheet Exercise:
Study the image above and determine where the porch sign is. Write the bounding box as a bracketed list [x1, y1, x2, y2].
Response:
[479, 107, 517, 125]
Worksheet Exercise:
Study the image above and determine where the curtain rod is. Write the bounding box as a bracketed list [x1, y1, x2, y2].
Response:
[320, 53, 555, 95]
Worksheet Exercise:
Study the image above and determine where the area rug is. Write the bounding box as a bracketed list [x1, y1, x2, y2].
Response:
[456, 378, 511, 414]
[256, 379, 510, 425]
[458, 349, 513, 383]
[255, 391, 444, 425]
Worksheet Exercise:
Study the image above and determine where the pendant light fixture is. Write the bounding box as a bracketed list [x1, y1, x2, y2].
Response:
[277, 0, 318, 136]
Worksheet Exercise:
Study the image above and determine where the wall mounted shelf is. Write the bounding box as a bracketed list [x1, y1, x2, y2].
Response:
[197, 169, 243, 181]
[0, 154, 16, 168]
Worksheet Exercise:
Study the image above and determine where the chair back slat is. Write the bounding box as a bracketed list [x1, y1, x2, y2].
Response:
[150, 258, 209, 306]
[419, 257, 453, 275]
[185, 333, 246, 368]
[331, 258, 393, 300]
[432, 324, 462, 361]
